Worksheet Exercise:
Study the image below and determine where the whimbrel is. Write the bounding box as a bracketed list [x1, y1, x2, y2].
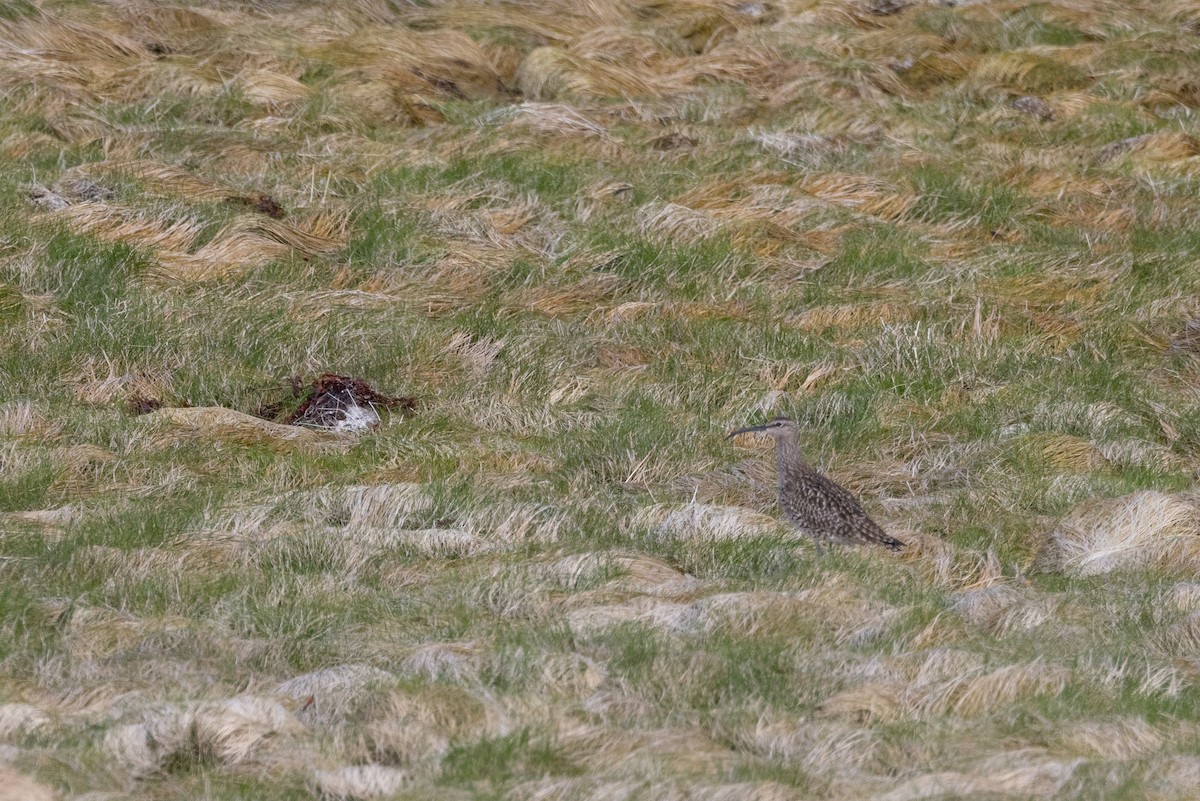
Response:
[727, 416, 904, 557]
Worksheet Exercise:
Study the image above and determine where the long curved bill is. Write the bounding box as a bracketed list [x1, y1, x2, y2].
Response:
[725, 423, 767, 440]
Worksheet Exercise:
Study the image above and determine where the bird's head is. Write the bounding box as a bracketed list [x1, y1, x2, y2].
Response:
[726, 415, 798, 441]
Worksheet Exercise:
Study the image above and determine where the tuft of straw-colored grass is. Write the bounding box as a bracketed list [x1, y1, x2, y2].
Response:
[5, 0, 1200, 798]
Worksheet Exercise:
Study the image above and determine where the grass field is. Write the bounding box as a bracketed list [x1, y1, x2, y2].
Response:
[6, 0, 1200, 798]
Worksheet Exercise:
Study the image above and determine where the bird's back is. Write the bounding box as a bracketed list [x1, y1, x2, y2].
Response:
[778, 459, 904, 551]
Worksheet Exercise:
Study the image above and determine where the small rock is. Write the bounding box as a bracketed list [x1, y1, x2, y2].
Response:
[1011, 95, 1056, 122]
[864, 0, 911, 15]
[1096, 134, 1150, 162]
[26, 185, 69, 211]
[650, 132, 698, 151]
[226, 192, 286, 219]
[56, 176, 113, 202]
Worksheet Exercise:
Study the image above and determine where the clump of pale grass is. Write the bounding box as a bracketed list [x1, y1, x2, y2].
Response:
[347, 525, 486, 558]
[800, 172, 917, 220]
[491, 102, 614, 140]
[104, 697, 295, 774]
[737, 716, 879, 776]
[311, 764, 413, 800]
[1160, 610, 1200, 654]
[445, 332, 507, 377]
[1082, 654, 1187, 699]
[274, 664, 396, 729]
[537, 652, 608, 698]
[951, 585, 1067, 636]
[1039, 491, 1200, 576]
[565, 596, 696, 635]
[310, 26, 502, 102]
[5, 505, 78, 528]
[872, 750, 1082, 801]
[336, 483, 434, 529]
[104, 708, 194, 775]
[376, 684, 499, 741]
[637, 201, 723, 243]
[509, 777, 802, 801]
[0, 767, 58, 801]
[632, 502, 779, 542]
[821, 651, 1068, 723]
[539, 550, 694, 594]
[1168, 582, 1200, 612]
[1098, 132, 1200, 168]
[555, 722, 736, 778]
[567, 581, 890, 639]
[747, 128, 846, 164]
[192, 696, 297, 765]
[145, 407, 351, 452]
[395, 641, 482, 683]
[899, 531, 1005, 590]
[1147, 754, 1200, 800]
[0, 400, 43, 437]
[37, 195, 348, 283]
[0, 703, 50, 740]
[1056, 717, 1166, 760]
[362, 718, 448, 772]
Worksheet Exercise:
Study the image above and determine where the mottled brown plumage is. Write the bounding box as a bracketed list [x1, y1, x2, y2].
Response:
[727, 416, 905, 557]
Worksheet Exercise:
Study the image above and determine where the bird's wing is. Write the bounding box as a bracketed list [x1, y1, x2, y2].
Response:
[785, 471, 868, 529]
[791, 472, 901, 548]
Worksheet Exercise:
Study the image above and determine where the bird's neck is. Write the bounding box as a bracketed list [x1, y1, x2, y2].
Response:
[774, 433, 808, 473]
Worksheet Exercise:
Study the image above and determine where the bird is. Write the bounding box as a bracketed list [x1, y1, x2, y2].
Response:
[727, 416, 904, 557]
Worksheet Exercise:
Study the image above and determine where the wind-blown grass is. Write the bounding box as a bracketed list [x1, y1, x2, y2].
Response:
[4, 0, 1200, 799]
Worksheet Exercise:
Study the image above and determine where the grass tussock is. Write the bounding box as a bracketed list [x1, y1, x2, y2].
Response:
[4, 0, 1200, 799]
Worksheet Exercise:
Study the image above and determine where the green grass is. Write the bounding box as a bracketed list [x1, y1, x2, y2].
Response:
[4, 0, 1200, 799]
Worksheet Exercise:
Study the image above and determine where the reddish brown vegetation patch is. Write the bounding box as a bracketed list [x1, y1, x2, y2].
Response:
[127, 395, 165, 416]
[226, 192, 286, 219]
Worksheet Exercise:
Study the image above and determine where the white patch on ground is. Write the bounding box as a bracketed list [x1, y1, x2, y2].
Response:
[327, 401, 380, 433]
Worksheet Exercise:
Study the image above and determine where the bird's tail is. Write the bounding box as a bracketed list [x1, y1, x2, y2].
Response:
[878, 533, 906, 552]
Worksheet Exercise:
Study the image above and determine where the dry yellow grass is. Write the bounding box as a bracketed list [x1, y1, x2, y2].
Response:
[3, 0, 1200, 799]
